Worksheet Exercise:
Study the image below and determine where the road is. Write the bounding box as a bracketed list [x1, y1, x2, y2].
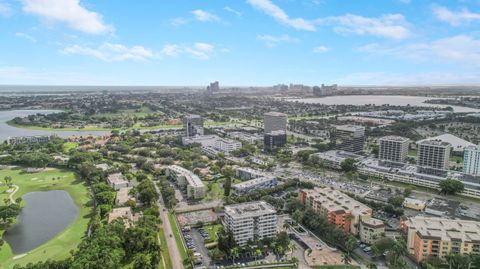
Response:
[155, 183, 184, 269]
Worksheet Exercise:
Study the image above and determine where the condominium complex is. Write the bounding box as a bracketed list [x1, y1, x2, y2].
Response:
[223, 201, 278, 246]
[166, 165, 205, 199]
[232, 176, 278, 195]
[332, 125, 365, 153]
[313, 150, 363, 170]
[263, 111, 287, 134]
[184, 114, 204, 137]
[359, 217, 386, 244]
[182, 135, 241, 154]
[235, 167, 265, 180]
[464, 145, 480, 177]
[417, 140, 451, 176]
[107, 173, 130, 190]
[401, 216, 480, 262]
[299, 187, 379, 235]
[7, 135, 56, 145]
[378, 136, 410, 164]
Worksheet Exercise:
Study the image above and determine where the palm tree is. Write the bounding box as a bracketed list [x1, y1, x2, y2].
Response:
[390, 240, 407, 267]
[230, 247, 239, 264]
[254, 248, 262, 261]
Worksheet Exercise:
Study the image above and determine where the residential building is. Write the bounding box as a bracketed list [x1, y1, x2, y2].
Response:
[313, 84, 337, 96]
[264, 130, 287, 152]
[235, 167, 265, 180]
[223, 201, 278, 246]
[166, 165, 205, 199]
[232, 177, 278, 195]
[227, 131, 263, 144]
[7, 135, 56, 145]
[115, 187, 135, 205]
[401, 216, 480, 262]
[184, 114, 204, 137]
[313, 150, 363, 170]
[299, 187, 378, 235]
[464, 145, 480, 177]
[332, 125, 365, 153]
[264, 111, 287, 134]
[107, 173, 129, 190]
[214, 138, 242, 152]
[379, 136, 410, 164]
[359, 217, 385, 244]
[182, 135, 241, 153]
[108, 207, 141, 228]
[417, 139, 451, 176]
[402, 197, 427, 211]
[206, 81, 219, 92]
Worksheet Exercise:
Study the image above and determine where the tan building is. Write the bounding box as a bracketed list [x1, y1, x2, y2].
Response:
[401, 216, 480, 262]
[359, 217, 385, 244]
[115, 187, 135, 205]
[107, 173, 130, 190]
[166, 165, 205, 199]
[108, 207, 141, 227]
[299, 187, 381, 236]
[403, 197, 427, 211]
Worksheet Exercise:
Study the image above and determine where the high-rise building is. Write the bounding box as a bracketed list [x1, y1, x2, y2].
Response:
[206, 81, 219, 92]
[223, 201, 277, 246]
[263, 111, 287, 134]
[264, 130, 287, 152]
[417, 139, 451, 176]
[332, 125, 365, 153]
[378, 136, 410, 164]
[464, 145, 480, 177]
[401, 216, 480, 263]
[183, 114, 204, 137]
[313, 84, 337, 96]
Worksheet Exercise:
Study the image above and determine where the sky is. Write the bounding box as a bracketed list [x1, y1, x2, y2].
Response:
[0, 0, 480, 86]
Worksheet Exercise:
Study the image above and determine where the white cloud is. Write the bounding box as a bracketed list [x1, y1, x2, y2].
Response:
[15, 32, 37, 43]
[171, 17, 189, 26]
[161, 44, 182, 57]
[432, 5, 480, 26]
[0, 1, 12, 17]
[160, 42, 222, 60]
[246, 0, 316, 31]
[185, 42, 215, 60]
[358, 35, 480, 66]
[21, 0, 113, 34]
[61, 43, 158, 62]
[224, 6, 242, 17]
[317, 13, 410, 39]
[191, 9, 220, 22]
[313, 46, 329, 53]
[0, 65, 105, 84]
[257, 34, 299, 47]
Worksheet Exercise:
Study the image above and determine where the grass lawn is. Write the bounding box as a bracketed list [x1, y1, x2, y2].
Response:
[0, 168, 92, 269]
[167, 212, 188, 264]
[62, 142, 78, 153]
[203, 181, 224, 202]
[158, 227, 172, 269]
[203, 224, 222, 242]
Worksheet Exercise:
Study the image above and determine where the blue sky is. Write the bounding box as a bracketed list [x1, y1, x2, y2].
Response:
[0, 0, 479, 86]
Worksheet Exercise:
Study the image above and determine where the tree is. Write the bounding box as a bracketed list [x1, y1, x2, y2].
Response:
[137, 179, 158, 206]
[340, 158, 357, 173]
[388, 195, 405, 207]
[3, 176, 12, 187]
[224, 177, 232, 197]
[230, 247, 239, 263]
[439, 179, 464, 195]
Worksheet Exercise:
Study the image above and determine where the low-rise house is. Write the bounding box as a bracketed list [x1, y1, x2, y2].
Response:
[403, 197, 427, 211]
[115, 187, 135, 205]
[107, 207, 141, 228]
[107, 173, 130, 190]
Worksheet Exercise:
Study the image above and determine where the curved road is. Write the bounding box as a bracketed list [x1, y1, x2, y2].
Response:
[155, 183, 184, 269]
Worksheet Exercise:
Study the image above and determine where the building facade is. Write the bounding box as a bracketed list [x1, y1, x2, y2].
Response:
[223, 201, 278, 246]
[332, 125, 365, 153]
[464, 145, 480, 177]
[184, 114, 204, 137]
[379, 136, 410, 164]
[401, 216, 480, 262]
[417, 140, 451, 176]
[264, 130, 287, 152]
[166, 165, 205, 199]
[264, 112, 287, 134]
[359, 217, 385, 244]
[232, 177, 278, 195]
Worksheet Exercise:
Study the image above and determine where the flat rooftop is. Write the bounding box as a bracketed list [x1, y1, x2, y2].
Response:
[233, 176, 276, 189]
[380, 136, 410, 142]
[167, 165, 204, 188]
[264, 111, 287, 117]
[225, 201, 276, 219]
[419, 134, 474, 152]
[405, 216, 480, 242]
[302, 187, 372, 216]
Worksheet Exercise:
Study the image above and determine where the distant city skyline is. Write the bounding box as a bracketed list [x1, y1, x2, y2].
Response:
[1, 0, 480, 86]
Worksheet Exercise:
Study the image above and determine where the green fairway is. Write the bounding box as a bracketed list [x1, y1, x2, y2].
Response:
[0, 168, 92, 268]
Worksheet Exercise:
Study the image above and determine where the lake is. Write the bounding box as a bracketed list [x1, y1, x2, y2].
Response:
[0, 110, 110, 142]
[3, 190, 79, 254]
[287, 95, 480, 113]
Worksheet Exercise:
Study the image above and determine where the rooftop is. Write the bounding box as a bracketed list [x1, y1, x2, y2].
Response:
[167, 165, 204, 188]
[264, 111, 287, 117]
[405, 216, 480, 242]
[302, 187, 372, 216]
[108, 173, 128, 184]
[233, 176, 276, 189]
[380, 136, 410, 143]
[224, 201, 276, 219]
[419, 134, 472, 151]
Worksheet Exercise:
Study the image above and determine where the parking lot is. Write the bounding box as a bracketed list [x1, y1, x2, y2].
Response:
[182, 227, 212, 267]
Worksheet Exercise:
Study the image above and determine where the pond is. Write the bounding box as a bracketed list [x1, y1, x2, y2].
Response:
[0, 109, 110, 142]
[3, 190, 79, 254]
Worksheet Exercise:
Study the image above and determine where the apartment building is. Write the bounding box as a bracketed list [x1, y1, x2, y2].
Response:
[359, 217, 385, 244]
[401, 216, 480, 262]
[223, 201, 278, 246]
[184, 114, 204, 137]
[166, 165, 205, 199]
[7, 135, 56, 145]
[107, 173, 130, 190]
[235, 167, 265, 180]
[332, 125, 365, 153]
[299, 187, 377, 235]
[417, 139, 451, 176]
[378, 136, 410, 164]
[182, 135, 241, 154]
[464, 145, 480, 177]
[232, 176, 278, 195]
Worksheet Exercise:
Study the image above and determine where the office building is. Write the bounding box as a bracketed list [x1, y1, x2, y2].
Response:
[417, 139, 451, 176]
[235, 167, 265, 180]
[401, 216, 480, 262]
[313, 84, 337, 96]
[379, 136, 410, 164]
[264, 130, 287, 152]
[299, 187, 380, 235]
[166, 165, 205, 199]
[359, 217, 385, 244]
[264, 112, 287, 134]
[464, 145, 480, 177]
[182, 135, 241, 154]
[206, 81, 219, 92]
[214, 138, 242, 152]
[184, 114, 204, 137]
[223, 201, 278, 246]
[313, 150, 363, 170]
[332, 125, 365, 153]
[232, 177, 278, 195]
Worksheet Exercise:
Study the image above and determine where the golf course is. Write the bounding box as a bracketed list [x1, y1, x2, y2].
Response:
[0, 168, 92, 268]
